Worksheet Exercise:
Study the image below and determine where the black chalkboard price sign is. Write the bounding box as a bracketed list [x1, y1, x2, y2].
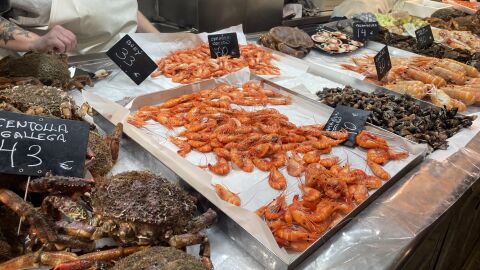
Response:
[374, 45, 392, 81]
[207, 33, 241, 59]
[415, 24, 434, 49]
[0, 111, 90, 177]
[324, 105, 370, 147]
[353, 22, 379, 41]
[106, 34, 157, 85]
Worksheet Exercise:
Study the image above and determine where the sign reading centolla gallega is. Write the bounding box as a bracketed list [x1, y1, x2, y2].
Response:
[0, 111, 89, 177]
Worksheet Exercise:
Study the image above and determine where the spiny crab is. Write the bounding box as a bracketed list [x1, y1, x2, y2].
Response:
[112, 246, 205, 270]
[0, 171, 217, 269]
[260, 26, 314, 58]
[0, 52, 93, 90]
[0, 175, 95, 258]
[0, 84, 80, 120]
[87, 123, 122, 178]
[0, 83, 123, 176]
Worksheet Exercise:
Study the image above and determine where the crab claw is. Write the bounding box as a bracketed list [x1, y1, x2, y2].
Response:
[84, 147, 96, 169]
[106, 123, 123, 163]
[29, 176, 95, 194]
[53, 259, 93, 270]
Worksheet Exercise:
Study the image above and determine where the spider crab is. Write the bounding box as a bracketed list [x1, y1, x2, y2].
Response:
[0, 52, 93, 91]
[0, 82, 123, 176]
[0, 175, 95, 259]
[112, 246, 206, 270]
[3, 171, 217, 270]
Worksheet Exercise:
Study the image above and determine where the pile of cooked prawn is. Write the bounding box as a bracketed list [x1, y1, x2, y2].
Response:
[128, 81, 409, 252]
[342, 55, 480, 111]
[151, 44, 280, 84]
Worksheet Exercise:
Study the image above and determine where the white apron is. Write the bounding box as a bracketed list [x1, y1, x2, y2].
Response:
[48, 0, 138, 55]
[332, 0, 397, 18]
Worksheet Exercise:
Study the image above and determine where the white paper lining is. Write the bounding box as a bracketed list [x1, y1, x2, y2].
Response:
[84, 71, 427, 264]
[83, 25, 309, 102]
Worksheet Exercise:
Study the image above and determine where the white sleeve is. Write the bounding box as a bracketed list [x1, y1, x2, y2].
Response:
[332, 0, 399, 18]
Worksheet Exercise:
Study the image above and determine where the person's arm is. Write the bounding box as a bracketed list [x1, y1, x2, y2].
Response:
[0, 16, 38, 51]
[0, 17, 77, 53]
[136, 11, 159, 33]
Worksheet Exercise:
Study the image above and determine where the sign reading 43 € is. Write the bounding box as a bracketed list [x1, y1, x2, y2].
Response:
[0, 111, 90, 177]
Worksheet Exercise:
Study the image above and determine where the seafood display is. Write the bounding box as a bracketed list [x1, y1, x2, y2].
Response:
[0, 76, 217, 269]
[375, 13, 427, 36]
[256, 130, 406, 251]
[0, 171, 217, 269]
[318, 86, 475, 150]
[374, 28, 480, 70]
[0, 52, 92, 91]
[0, 84, 81, 120]
[127, 81, 412, 253]
[112, 246, 205, 270]
[428, 9, 480, 35]
[341, 55, 480, 111]
[151, 44, 280, 84]
[433, 28, 480, 53]
[311, 31, 364, 54]
[260, 26, 314, 58]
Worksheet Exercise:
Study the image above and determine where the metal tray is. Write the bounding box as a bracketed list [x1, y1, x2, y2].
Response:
[86, 73, 427, 269]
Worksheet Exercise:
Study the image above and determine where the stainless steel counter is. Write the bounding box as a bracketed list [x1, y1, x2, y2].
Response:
[70, 40, 480, 269]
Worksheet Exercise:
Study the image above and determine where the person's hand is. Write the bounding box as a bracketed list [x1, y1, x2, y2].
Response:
[29, 25, 77, 53]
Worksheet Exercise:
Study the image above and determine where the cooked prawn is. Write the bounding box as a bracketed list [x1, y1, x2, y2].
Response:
[268, 168, 287, 190]
[213, 184, 241, 206]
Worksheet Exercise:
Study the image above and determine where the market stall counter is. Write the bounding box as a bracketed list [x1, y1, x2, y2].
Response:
[61, 28, 480, 269]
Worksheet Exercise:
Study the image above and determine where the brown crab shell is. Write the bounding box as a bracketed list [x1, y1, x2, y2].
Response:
[0, 85, 78, 119]
[91, 171, 197, 243]
[0, 52, 71, 86]
[268, 26, 314, 49]
[88, 130, 114, 178]
[112, 246, 204, 270]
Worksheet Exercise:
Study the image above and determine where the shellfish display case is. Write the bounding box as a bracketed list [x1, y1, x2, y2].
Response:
[84, 71, 427, 269]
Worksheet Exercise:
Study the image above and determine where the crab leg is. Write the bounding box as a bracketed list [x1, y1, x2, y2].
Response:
[53, 246, 148, 270]
[0, 189, 59, 246]
[28, 176, 94, 194]
[85, 147, 96, 169]
[105, 123, 123, 163]
[200, 236, 213, 270]
[187, 208, 217, 233]
[0, 239, 11, 260]
[55, 220, 96, 240]
[0, 250, 78, 270]
[169, 233, 213, 270]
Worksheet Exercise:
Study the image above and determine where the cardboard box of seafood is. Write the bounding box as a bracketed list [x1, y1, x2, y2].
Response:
[84, 70, 427, 269]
